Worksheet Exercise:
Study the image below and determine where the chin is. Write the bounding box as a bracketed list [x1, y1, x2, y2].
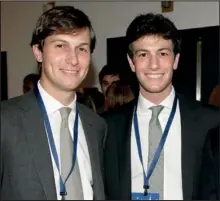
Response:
[150, 84, 173, 93]
[59, 84, 77, 91]
[148, 89, 164, 94]
[143, 85, 165, 93]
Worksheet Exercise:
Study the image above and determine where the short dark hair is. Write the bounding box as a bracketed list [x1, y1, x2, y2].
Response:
[126, 13, 181, 58]
[98, 64, 121, 84]
[23, 73, 39, 86]
[30, 6, 96, 53]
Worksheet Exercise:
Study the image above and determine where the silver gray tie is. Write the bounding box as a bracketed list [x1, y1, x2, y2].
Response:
[59, 107, 84, 200]
[148, 105, 164, 200]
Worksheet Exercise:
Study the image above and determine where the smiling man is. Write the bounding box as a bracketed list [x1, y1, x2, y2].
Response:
[103, 13, 219, 200]
[1, 6, 107, 200]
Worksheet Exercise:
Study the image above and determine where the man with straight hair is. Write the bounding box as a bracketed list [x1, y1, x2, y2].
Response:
[1, 6, 107, 200]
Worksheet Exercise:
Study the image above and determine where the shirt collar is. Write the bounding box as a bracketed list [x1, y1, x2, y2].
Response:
[137, 86, 175, 113]
[37, 81, 76, 115]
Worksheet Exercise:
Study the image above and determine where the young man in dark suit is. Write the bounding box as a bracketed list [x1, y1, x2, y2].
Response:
[103, 13, 219, 200]
[1, 6, 107, 200]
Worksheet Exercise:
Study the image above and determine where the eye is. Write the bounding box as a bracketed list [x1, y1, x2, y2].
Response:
[78, 47, 88, 53]
[137, 52, 148, 57]
[140, 53, 147, 57]
[160, 52, 169, 56]
[55, 44, 64, 48]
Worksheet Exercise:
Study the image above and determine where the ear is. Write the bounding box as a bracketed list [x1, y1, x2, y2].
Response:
[32, 45, 43, 63]
[173, 53, 180, 70]
[127, 54, 135, 72]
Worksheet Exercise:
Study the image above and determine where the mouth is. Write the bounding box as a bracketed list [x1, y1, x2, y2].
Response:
[60, 69, 79, 74]
[145, 73, 164, 79]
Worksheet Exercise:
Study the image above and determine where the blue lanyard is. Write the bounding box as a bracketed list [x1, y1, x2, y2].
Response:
[34, 86, 79, 196]
[133, 95, 177, 195]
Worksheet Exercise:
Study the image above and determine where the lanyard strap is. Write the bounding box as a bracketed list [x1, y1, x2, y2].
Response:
[133, 95, 177, 193]
[34, 86, 79, 196]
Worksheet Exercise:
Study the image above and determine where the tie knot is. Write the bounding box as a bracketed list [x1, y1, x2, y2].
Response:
[150, 105, 164, 117]
[59, 107, 71, 120]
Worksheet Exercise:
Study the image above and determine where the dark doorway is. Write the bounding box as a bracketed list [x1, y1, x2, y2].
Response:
[1, 51, 8, 101]
[174, 26, 219, 104]
[107, 26, 219, 104]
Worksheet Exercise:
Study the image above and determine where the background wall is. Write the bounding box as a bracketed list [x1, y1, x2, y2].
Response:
[1, 1, 219, 98]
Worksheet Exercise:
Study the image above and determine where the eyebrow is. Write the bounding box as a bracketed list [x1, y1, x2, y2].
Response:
[49, 40, 89, 47]
[76, 42, 90, 48]
[49, 39, 67, 43]
[134, 48, 172, 53]
[157, 48, 172, 52]
[134, 49, 148, 54]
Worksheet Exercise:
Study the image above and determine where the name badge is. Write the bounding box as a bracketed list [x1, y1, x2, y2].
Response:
[131, 192, 160, 200]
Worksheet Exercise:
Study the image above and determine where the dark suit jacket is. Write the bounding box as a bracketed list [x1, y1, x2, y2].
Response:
[0, 90, 107, 200]
[209, 124, 220, 200]
[102, 94, 219, 200]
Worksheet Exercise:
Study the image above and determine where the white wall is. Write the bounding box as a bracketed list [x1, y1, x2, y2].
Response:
[1, 2, 219, 98]
[1, 2, 44, 98]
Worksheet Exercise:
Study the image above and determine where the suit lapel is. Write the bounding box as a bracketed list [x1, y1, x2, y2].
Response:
[78, 104, 104, 200]
[120, 102, 136, 199]
[178, 95, 198, 200]
[20, 91, 57, 200]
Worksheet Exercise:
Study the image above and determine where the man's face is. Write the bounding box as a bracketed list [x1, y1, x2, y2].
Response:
[128, 35, 180, 97]
[33, 28, 91, 93]
[101, 74, 120, 97]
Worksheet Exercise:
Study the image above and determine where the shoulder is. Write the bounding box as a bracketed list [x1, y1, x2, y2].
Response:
[1, 94, 26, 117]
[178, 94, 219, 127]
[1, 91, 37, 134]
[78, 103, 107, 129]
[1, 95, 23, 108]
[101, 100, 135, 120]
[1, 93, 35, 144]
[78, 103, 107, 146]
[1, 91, 36, 114]
[181, 94, 218, 112]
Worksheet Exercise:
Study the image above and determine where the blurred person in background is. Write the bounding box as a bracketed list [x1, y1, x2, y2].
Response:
[23, 73, 40, 94]
[97, 64, 121, 113]
[104, 80, 135, 111]
[209, 84, 220, 107]
[99, 64, 120, 98]
[209, 84, 220, 200]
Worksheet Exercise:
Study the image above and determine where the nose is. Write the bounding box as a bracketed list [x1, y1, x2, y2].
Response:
[66, 49, 79, 66]
[149, 55, 159, 70]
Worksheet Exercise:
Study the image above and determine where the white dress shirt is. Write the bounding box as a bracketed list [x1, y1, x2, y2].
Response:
[38, 82, 93, 200]
[131, 87, 183, 200]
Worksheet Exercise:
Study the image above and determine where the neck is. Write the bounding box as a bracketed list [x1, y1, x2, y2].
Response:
[39, 79, 76, 106]
[140, 85, 172, 105]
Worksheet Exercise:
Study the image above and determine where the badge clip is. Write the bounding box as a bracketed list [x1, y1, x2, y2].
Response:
[143, 185, 149, 196]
